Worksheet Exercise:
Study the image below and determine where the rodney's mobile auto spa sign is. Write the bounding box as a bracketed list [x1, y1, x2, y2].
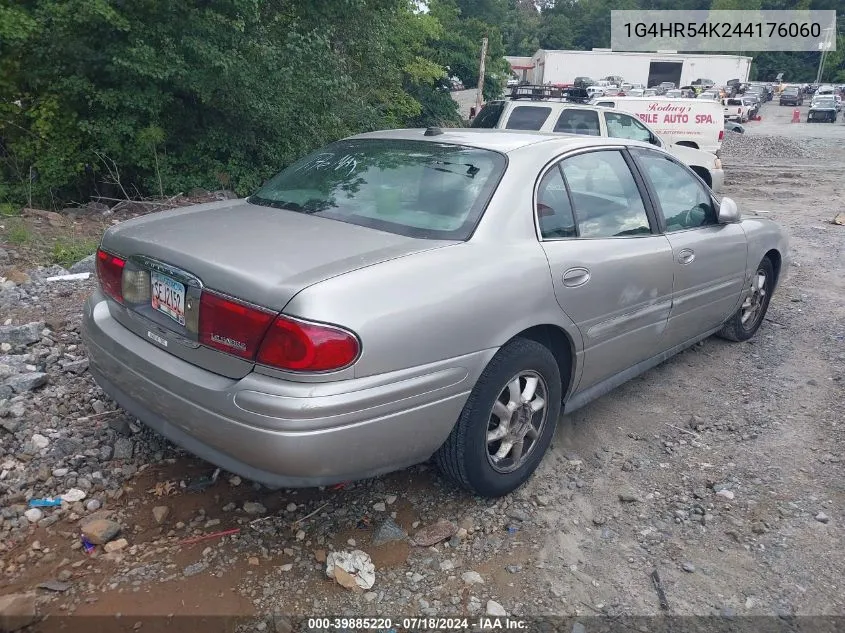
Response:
[636, 102, 716, 125]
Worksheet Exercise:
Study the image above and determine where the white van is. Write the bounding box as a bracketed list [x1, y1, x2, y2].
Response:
[591, 97, 725, 154]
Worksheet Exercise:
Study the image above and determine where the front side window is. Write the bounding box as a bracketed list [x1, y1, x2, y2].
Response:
[553, 109, 601, 135]
[559, 150, 651, 238]
[635, 151, 717, 232]
[505, 106, 552, 130]
[249, 139, 506, 240]
[604, 112, 653, 143]
[536, 167, 576, 239]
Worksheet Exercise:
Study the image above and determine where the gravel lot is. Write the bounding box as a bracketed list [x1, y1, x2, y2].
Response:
[1, 99, 843, 629]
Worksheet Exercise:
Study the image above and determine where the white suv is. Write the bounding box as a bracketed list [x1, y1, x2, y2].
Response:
[470, 99, 724, 192]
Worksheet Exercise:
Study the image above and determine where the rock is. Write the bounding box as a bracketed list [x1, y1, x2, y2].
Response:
[413, 519, 458, 547]
[371, 518, 408, 546]
[30, 433, 49, 450]
[682, 562, 696, 573]
[572, 623, 587, 633]
[104, 538, 128, 553]
[0, 592, 38, 631]
[86, 499, 102, 513]
[462, 571, 484, 585]
[716, 489, 735, 500]
[62, 488, 86, 503]
[286, 502, 297, 512]
[373, 502, 386, 512]
[243, 501, 267, 515]
[507, 509, 529, 522]
[152, 506, 170, 525]
[112, 437, 134, 460]
[535, 494, 551, 506]
[326, 550, 375, 590]
[0, 322, 44, 347]
[386, 495, 397, 505]
[364, 592, 378, 602]
[62, 359, 89, 374]
[81, 518, 121, 545]
[815, 512, 830, 524]
[69, 254, 96, 274]
[38, 580, 71, 592]
[183, 562, 207, 577]
[7, 372, 48, 393]
[24, 508, 43, 523]
[618, 486, 641, 503]
[486, 600, 507, 616]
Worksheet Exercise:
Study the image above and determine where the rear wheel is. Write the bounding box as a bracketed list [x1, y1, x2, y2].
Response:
[718, 257, 775, 342]
[435, 338, 562, 497]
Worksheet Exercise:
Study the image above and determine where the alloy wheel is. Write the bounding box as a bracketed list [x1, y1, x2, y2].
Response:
[485, 371, 549, 474]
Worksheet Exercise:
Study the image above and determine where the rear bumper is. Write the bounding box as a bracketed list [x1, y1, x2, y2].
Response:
[82, 291, 485, 487]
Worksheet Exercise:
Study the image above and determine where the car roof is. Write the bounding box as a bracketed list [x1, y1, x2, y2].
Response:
[346, 128, 640, 154]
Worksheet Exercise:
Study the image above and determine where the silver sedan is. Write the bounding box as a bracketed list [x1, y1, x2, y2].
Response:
[82, 128, 788, 497]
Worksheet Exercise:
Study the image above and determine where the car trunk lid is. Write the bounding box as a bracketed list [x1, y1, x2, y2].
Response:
[99, 199, 456, 378]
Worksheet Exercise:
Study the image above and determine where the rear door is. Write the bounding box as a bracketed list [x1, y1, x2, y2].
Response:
[536, 148, 674, 390]
[630, 148, 747, 347]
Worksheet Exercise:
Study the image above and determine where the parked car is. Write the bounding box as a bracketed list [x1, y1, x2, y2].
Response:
[586, 86, 605, 98]
[808, 96, 837, 122]
[659, 81, 676, 91]
[741, 97, 759, 119]
[698, 91, 720, 101]
[573, 76, 595, 89]
[471, 99, 724, 189]
[664, 90, 683, 98]
[725, 121, 745, 133]
[643, 88, 658, 97]
[692, 78, 715, 89]
[779, 88, 804, 106]
[836, 95, 843, 112]
[82, 128, 788, 497]
[723, 98, 750, 123]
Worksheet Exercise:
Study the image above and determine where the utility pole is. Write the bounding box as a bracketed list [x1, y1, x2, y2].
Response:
[476, 36, 488, 112]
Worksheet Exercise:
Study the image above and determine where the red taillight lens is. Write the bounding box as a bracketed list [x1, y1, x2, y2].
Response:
[718, 130, 725, 141]
[96, 249, 125, 304]
[257, 315, 359, 372]
[198, 292, 275, 360]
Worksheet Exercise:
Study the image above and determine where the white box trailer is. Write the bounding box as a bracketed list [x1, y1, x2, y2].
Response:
[530, 49, 752, 89]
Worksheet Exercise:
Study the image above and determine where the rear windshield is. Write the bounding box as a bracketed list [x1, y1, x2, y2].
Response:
[248, 139, 507, 241]
[727, 99, 742, 105]
[470, 101, 505, 128]
[504, 105, 552, 130]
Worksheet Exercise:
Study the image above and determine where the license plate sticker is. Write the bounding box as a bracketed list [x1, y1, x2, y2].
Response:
[150, 271, 186, 326]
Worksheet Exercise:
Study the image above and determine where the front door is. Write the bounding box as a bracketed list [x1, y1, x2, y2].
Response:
[630, 148, 747, 347]
[536, 148, 675, 391]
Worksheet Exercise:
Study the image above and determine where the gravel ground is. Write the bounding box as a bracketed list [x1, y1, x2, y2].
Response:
[0, 99, 843, 629]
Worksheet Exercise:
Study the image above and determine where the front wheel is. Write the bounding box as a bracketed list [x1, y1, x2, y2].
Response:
[435, 338, 562, 497]
[718, 257, 775, 342]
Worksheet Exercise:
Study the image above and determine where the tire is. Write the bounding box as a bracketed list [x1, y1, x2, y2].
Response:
[435, 338, 562, 497]
[718, 257, 775, 342]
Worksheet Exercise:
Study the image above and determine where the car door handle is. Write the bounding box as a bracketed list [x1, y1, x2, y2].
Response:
[562, 267, 591, 287]
[678, 249, 696, 265]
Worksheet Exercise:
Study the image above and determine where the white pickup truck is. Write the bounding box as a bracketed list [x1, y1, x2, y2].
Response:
[722, 97, 750, 123]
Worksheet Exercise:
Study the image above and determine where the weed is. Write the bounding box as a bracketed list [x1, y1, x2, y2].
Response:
[51, 237, 98, 268]
[0, 203, 21, 217]
[6, 220, 31, 245]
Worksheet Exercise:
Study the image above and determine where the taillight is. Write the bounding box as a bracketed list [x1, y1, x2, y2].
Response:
[718, 130, 724, 141]
[257, 315, 359, 372]
[96, 249, 125, 304]
[198, 292, 275, 360]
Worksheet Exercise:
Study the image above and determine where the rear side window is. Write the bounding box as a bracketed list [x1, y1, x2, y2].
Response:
[553, 109, 601, 135]
[536, 167, 577, 239]
[470, 102, 505, 128]
[248, 139, 507, 241]
[559, 150, 651, 238]
[504, 106, 552, 130]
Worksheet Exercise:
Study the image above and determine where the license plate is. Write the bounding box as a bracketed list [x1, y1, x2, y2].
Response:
[150, 271, 186, 326]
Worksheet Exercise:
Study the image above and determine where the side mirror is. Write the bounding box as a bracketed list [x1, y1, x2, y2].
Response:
[650, 134, 661, 147]
[717, 197, 740, 223]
